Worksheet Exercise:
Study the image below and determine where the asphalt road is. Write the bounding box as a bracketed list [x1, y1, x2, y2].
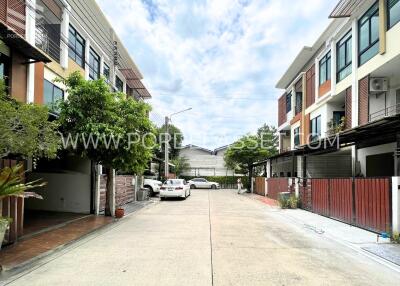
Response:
[3, 189, 400, 285]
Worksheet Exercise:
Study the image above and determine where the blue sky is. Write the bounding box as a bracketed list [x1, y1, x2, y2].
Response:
[97, 0, 337, 149]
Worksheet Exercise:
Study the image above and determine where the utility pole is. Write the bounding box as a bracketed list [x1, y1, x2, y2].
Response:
[164, 116, 169, 179]
[163, 108, 192, 179]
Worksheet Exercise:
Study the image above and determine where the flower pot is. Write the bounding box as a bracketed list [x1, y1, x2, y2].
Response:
[0, 219, 10, 250]
[115, 208, 125, 219]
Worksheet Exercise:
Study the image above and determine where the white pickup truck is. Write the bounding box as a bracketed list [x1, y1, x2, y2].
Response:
[143, 178, 163, 196]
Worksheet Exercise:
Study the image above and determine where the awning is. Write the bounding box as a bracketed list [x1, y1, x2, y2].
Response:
[254, 115, 400, 166]
[329, 0, 363, 18]
[0, 21, 51, 63]
[119, 68, 152, 99]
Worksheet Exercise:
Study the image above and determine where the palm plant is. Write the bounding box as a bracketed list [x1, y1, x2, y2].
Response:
[0, 164, 45, 248]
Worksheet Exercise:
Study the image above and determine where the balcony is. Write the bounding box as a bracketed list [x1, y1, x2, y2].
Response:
[369, 103, 400, 122]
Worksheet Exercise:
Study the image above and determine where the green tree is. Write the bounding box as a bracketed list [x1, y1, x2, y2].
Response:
[58, 72, 156, 216]
[0, 80, 60, 160]
[224, 124, 278, 190]
[171, 156, 190, 178]
[156, 123, 184, 160]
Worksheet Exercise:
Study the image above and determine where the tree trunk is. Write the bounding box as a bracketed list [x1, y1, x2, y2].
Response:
[247, 165, 253, 193]
[104, 168, 115, 217]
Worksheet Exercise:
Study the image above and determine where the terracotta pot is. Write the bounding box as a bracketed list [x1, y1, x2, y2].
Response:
[115, 208, 125, 219]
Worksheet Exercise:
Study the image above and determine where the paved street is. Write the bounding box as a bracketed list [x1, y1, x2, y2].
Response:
[3, 189, 400, 286]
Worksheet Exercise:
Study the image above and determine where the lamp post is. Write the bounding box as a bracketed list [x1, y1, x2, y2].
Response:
[164, 108, 192, 178]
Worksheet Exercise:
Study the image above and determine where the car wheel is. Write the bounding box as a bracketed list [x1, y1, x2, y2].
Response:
[160, 197, 165, 201]
[147, 187, 154, 197]
[190, 184, 196, 189]
[211, 185, 217, 189]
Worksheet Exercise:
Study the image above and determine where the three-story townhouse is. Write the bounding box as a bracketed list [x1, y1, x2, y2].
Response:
[2, 0, 153, 244]
[273, 0, 400, 180]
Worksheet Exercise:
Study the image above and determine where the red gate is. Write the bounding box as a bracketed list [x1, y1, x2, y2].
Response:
[311, 179, 329, 216]
[355, 178, 391, 233]
[330, 179, 353, 224]
[266, 178, 293, 200]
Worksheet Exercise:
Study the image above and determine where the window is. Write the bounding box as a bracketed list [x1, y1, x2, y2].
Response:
[333, 111, 345, 126]
[115, 76, 124, 92]
[0, 52, 10, 87]
[310, 115, 321, 142]
[88, 48, 100, 80]
[319, 51, 331, 85]
[286, 92, 292, 113]
[68, 25, 85, 67]
[294, 127, 300, 147]
[103, 63, 110, 83]
[295, 92, 302, 114]
[358, 2, 379, 66]
[44, 80, 64, 113]
[35, 0, 61, 62]
[337, 31, 352, 82]
[389, 0, 400, 28]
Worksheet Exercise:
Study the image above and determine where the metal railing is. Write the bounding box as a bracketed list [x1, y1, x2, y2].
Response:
[369, 103, 400, 122]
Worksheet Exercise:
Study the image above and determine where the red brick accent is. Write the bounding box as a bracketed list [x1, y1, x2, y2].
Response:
[99, 175, 136, 211]
[278, 93, 287, 127]
[358, 76, 369, 126]
[345, 87, 352, 130]
[306, 65, 315, 108]
[290, 112, 301, 125]
[318, 79, 331, 98]
[302, 113, 310, 145]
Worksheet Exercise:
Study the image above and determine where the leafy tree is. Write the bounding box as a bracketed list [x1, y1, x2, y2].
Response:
[171, 156, 190, 178]
[156, 123, 184, 160]
[58, 72, 156, 216]
[224, 124, 278, 190]
[0, 80, 60, 160]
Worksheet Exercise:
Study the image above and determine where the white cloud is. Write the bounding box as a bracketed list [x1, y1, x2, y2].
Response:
[97, 0, 337, 149]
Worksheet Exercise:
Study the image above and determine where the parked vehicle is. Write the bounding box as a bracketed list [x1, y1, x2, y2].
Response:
[160, 179, 191, 200]
[188, 178, 220, 189]
[144, 178, 162, 196]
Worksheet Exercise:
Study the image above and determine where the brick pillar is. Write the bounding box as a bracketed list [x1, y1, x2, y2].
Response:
[358, 76, 369, 125]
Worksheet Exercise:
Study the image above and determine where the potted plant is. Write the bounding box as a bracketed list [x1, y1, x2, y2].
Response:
[115, 208, 125, 219]
[0, 164, 45, 249]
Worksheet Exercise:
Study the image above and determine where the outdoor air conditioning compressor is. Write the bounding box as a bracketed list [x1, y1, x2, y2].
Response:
[370, 77, 389, 93]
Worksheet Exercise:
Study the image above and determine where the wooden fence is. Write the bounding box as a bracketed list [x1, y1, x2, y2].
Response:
[307, 177, 391, 233]
[266, 178, 295, 200]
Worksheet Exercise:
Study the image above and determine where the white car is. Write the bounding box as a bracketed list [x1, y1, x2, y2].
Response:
[144, 178, 162, 196]
[188, 178, 220, 189]
[160, 179, 191, 200]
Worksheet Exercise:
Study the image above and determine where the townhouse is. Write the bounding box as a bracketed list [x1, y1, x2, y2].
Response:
[273, 0, 400, 179]
[1, 0, 152, 243]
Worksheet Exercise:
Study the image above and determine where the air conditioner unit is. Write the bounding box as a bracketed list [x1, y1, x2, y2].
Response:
[279, 130, 290, 137]
[370, 77, 389, 93]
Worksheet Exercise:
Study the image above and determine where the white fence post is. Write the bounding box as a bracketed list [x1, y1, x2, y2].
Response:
[392, 177, 400, 234]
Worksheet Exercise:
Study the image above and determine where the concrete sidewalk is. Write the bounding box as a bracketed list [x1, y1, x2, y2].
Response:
[246, 193, 400, 268]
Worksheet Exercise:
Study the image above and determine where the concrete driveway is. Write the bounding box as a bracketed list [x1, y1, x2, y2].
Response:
[3, 189, 400, 286]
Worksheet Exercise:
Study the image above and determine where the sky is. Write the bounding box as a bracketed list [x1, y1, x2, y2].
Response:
[97, 0, 337, 149]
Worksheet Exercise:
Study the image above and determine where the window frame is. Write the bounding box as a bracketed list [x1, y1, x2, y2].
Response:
[310, 115, 322, 142]
[293, 127, 300, 147]
[103, 62, 110, 83]
[336, 31, 352, 82]
[286, 92, 292, 113]
[358, 2, 379, 66]
[115, 75, 124, 92]
[88, 47, 100, 80]
[319, 51, 331, 86]
[388, 0, 400, 29]
[68, 25, 85, 67]
[44, 79, 64, 113]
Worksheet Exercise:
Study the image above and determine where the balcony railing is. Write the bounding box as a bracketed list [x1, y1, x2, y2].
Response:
[369, 103, 400, 122]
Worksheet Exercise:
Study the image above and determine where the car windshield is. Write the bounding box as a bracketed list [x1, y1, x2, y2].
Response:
[164, 180, 182, 185]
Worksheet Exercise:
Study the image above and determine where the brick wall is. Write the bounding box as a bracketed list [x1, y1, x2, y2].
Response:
[99, 175, 135, 211]
[345, 87, 352, 130]
[278, 93, 287, 127]
[358, 76, 369, 126]
[306, 64, 315, 108]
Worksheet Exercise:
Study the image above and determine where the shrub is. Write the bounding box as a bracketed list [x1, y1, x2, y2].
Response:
[278, 195, 299, 209]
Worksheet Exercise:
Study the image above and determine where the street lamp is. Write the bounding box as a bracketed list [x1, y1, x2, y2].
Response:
[164, 107, 192, 178]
